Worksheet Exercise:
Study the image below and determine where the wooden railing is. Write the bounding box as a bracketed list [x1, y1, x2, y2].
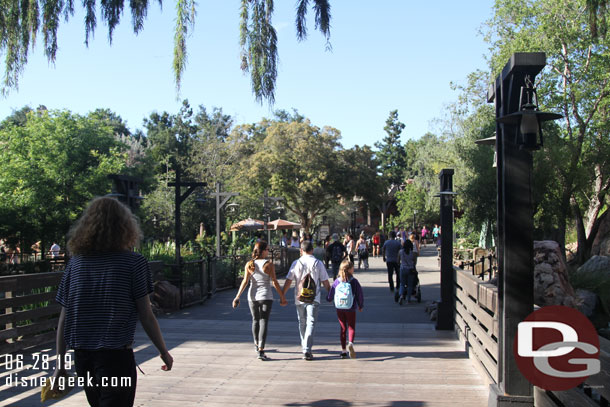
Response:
[454, 267, 499, 383]
[454, 266, 610, 406]
[0, 272, 63, 354]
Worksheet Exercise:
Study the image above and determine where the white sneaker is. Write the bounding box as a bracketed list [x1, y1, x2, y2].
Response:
[348, 342, 356, 359]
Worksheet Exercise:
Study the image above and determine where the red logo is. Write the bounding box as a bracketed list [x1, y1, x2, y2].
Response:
[513, 305, 600, 391]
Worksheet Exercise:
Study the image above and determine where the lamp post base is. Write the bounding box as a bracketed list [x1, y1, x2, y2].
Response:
[488, 384, 533, 407]
[435, 301, 453, 330]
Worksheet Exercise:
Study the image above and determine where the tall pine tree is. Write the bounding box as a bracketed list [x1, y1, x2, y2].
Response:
[375, 110, 406, 186]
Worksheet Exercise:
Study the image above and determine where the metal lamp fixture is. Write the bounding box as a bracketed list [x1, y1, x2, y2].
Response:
[475, 134, 497, 168]
[434, 191, 458, 207]
[496, 75, 562, 150]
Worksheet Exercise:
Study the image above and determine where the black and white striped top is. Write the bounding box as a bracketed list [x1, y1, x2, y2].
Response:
[56, 251, 153, 350]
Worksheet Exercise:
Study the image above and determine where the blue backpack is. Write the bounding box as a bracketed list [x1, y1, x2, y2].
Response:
[334, 279, 354, 309]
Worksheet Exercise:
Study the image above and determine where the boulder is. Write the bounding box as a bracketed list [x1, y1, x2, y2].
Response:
[534, 240, 577, 308]
[153, 280, 181, 312]
[577, 255, 610, 274]
[575, 289, 598, 318]
[574, 255, 610, 329]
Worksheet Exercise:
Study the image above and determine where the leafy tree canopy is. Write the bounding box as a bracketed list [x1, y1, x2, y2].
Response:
[0, 109, 127, 250]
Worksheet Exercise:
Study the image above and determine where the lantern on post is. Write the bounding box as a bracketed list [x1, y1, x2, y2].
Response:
[495, 75, 562, 150]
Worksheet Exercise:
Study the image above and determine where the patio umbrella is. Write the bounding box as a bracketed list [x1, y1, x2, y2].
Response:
[268, 218, 301, 230]
[229, 218, 264, 231]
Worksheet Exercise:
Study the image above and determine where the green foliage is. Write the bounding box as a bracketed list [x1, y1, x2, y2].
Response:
[138, 240, 202, 263]
[374, 110, 406, 186]
[0, 0, 332, 104]
[485, 0, 610, 256]
[235, 117, 348, 232]
[0, 109, 127, 250]
[144, 100, 198, 172]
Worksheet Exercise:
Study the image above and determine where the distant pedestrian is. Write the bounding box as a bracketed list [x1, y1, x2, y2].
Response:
[50, 242, 61, 258]
[421, 226, 428, 247]
[345, 234, 356, 263]
[282, 241, 331, 360]
[313, 240, 326, 262]
[290, 233, 300, 248]
[382, 231, 402, 302]
[280, 231, 288, 247]
[232, 241, 287, 360]
[356, 233, 369, 270]
[326, 233, 347, 279]
[398, 239, 417, 305]
[409, 232, 420, 266]
[372, 231, 381, 257]
[323, 235, 331, 268]
[53, 196, 173, 407]
[326, 258, 364, 359]
[432, 224, 440, 246]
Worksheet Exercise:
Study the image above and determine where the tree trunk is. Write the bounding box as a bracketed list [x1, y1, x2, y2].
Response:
[573, 198, 587, 265]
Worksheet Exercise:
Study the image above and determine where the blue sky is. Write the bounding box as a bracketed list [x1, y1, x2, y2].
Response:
[0, 1, 494, 148]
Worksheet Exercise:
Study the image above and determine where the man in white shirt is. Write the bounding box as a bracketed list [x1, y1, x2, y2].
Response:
[282, 241, 331, 360]
[50, 242, 60, 258]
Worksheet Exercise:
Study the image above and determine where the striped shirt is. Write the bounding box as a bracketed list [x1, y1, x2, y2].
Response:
[56, 251, 153, 350]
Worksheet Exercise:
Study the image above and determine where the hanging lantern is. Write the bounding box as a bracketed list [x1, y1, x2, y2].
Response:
[496, 75, 562, 150]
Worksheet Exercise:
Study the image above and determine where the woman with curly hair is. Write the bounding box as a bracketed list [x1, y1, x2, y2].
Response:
[232, 241, 287, 360]
[53, 196, 173, 407]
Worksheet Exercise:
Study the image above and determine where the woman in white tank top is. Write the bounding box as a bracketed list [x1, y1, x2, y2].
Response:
[233, 241, 287, 360]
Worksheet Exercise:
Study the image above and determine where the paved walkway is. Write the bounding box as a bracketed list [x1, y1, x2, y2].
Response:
[1, 245, 489, 407]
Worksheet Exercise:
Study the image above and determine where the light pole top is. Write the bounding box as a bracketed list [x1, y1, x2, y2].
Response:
[439, 168, 454, 178]
[487, 52, 547, 103]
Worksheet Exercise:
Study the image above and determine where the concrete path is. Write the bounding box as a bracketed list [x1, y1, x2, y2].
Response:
[1, 245, 489, 407]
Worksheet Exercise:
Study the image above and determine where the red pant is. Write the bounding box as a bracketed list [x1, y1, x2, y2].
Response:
[336, 309, 357, 349]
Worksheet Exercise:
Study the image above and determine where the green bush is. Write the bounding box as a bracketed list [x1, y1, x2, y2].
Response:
[138, 240, 203, 263]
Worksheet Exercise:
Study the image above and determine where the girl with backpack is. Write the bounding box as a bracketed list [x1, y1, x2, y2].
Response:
[326, 258, 364, 359]
[232, 241, 287, 360]
[398, 239, 417, 305]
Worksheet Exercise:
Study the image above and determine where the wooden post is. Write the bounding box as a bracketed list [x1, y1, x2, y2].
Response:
[436, 169, 455, 330]
[487, 52, 548, 407]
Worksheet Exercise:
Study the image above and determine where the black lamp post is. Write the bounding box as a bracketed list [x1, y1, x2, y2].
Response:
[486, 53, 562, 406]
[107, 174, 143, 211]
[436, 170, 457, 331]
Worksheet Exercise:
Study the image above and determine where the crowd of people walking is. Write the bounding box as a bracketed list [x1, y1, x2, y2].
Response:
[50, 194, 437, 406]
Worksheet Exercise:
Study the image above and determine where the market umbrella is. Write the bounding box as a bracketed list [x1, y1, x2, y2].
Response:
[268, 218, 301, 230]
[229, 218, 264, 231]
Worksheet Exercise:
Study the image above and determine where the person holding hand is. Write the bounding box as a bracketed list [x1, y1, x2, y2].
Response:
[233, 241, 287, 360]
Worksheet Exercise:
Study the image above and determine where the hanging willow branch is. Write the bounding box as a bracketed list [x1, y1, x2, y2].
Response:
[0, 0, 332, 104]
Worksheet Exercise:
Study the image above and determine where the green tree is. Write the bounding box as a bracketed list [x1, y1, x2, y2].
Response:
[0, 0, 331, 103]
[0, 109, 127, 252]
[373, 110, 407, 229]
[236, 118, 347, 233]
[486, 0, 610, 261]
[144, 100, 198, 173]
[375, 110, 406, 186]
[393, 133, 457, 230]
